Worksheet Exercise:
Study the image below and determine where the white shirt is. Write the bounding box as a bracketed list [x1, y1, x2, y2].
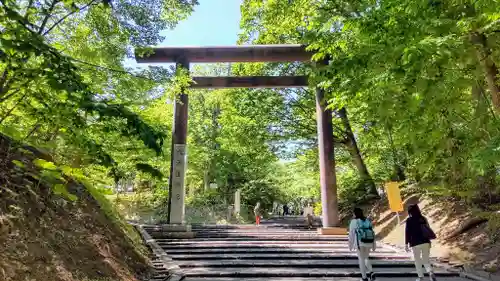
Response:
[348, 219, 376, 251]
[303, 206, 314, 217]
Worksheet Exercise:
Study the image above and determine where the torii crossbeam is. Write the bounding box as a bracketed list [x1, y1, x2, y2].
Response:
[135, 45, 340, 230]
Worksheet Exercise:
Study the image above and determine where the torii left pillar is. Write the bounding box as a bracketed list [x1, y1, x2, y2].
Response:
[167, 58, 189, 225]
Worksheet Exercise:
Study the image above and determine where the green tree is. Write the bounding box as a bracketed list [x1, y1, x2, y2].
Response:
[239, 0, 500, 207]
[0, 0, 198, 185]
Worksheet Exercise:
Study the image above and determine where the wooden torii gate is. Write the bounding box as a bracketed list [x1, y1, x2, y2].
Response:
[136, 45, 341, 231]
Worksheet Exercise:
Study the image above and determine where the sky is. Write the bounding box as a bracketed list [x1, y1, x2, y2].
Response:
[126, 0, 243, 68]
[160, 0, 243, 46]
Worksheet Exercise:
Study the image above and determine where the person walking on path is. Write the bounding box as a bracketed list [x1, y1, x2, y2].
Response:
[254, 202, 262, 226]
[405, 204, 437, 281]
[303, 202, 314, 229]
[283, 204, 289, 216]
[349, 208, 376, 281]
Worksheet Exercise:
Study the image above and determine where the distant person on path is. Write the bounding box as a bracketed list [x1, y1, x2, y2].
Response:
[405, 204, 437, 281]
[283, 204, 289, 216]
[254, 202, 262, 226]
[303, 203, 314, 229]
[349, 207, 376, 281]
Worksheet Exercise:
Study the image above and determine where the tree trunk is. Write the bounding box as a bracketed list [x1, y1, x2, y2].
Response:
[338, 107, 378, 197]
[385, 123, 406, 181]
[203, 170, 209, 191]
[471, 82, 497, 203]
[470, 32, 500, 111]
[206, 103, 220, 191]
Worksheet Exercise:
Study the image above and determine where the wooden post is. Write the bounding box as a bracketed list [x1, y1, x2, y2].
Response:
[315, 60, 339, 227]
[167, 58, 189, 224]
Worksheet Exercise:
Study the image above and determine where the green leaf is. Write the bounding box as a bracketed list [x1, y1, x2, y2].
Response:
[12, 160, 25, 168]
[52, 184, 78, 201]
[33, 159, 58, 170]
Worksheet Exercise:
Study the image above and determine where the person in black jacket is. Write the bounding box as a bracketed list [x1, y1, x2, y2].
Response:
[283, 204, 289, 216]
[405, 204, 437, 281]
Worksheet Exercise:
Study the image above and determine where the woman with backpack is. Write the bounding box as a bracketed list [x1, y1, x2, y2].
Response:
[349, 208, 376, 281]
[405, 204, 437, 281]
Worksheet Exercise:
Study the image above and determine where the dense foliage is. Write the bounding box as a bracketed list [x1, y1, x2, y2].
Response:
[239, 0, 500, 210]
[0, 0, 197, 187]
[3, 0, 500, 224]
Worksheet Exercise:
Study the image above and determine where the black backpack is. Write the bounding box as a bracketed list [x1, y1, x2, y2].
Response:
[420, 218, 436, 240]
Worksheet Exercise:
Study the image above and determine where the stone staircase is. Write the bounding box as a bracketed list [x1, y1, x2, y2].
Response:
[143, 216, 469, 281]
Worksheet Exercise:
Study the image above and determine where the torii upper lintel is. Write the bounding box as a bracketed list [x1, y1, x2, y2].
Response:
[135, 44, 313, 63]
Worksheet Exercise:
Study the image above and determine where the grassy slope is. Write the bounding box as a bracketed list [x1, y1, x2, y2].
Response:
[0, 135, 152, 281]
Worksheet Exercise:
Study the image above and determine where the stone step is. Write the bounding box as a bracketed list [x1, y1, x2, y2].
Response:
[191, 225, 318, 228]
[192, 232, 321, 236]
[144, 218, 467, 281]
[192, 236, 332, 240]
[191, 222, 321, 226]
[191, 228, 318, 232]
[192, 233, 324, 236]
[153, 237, 348, 242]
[154, 239, 351, 245]
[193, 234, 328, 238]
[140, 224, 191, 232]
[175, 259, 417, 268]
[178, 267, 460, 278]
[140, 225, 320, 230]
[181, 278, 468, 281]
[158, 243, 396, 251]
[162, 248, 398, 254]
[147, 231, 196, 239]
[150, 233, 347, 239]
[191, 227, 322, 231]
[167, 253, 411, 260]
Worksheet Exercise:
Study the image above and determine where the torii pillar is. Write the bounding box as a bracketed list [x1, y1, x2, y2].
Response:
[166, 58, 189, 224]
[315, 82, 340, 229]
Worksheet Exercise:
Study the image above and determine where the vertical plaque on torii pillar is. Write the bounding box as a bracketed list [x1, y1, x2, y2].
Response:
[167, 58, 189, 225]
[170, 144, 187, 224]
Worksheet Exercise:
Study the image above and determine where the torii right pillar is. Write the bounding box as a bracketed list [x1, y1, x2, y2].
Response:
[315, 66, 342, 234]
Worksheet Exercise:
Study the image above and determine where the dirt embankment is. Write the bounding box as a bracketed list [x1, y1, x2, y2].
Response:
[0, 134, 152, 281]
[368, 194, 500, 277]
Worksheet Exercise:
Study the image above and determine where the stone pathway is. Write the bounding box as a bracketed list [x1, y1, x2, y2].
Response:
[143, 216, 470, 281]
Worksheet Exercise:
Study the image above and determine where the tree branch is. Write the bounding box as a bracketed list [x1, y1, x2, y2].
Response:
[70, 57, 161, 81]
[0, 1, 38, 32]
[0, 93, 28, 125]
[43, 0, 100, 36]
[478, 19, 500, 34]
[38, 0, 60, 34]
[0, 88, 20, 104]
[0, 68, 9, 95]
[24, 121, 41, 141]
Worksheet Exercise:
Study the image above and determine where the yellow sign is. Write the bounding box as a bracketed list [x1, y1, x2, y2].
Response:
[385, 181, 403, 212]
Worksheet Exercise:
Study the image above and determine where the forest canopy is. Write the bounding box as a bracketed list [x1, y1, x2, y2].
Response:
[2, 0, 500, 220]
